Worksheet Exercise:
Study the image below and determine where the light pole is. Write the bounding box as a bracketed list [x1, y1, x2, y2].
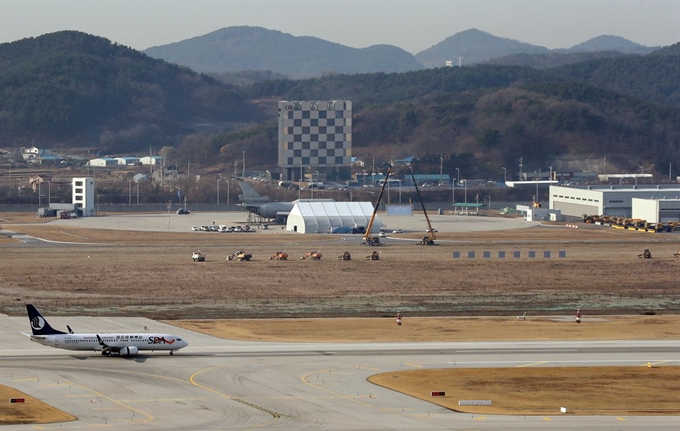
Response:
[46, 181, 51, 206]
[455, 168, 460, 183]
[38, 181, 41, 206]
[463, 180, 467, 203]
[398, 180, 402, 204]
[225, 180, 230, 205]
[136, 181, 139, 205]
[452, 179, 455, 204]
[128, 180, 132, 205]
[502, 167, 507, 182]
[217, 177, 220, 205]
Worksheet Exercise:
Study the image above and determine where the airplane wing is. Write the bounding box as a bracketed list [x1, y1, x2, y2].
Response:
[96, 335, 138, 356]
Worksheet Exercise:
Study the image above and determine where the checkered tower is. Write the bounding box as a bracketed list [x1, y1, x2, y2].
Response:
[278, 100, 352, 181]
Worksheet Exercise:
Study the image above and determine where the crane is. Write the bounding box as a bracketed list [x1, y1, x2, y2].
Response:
[409, 168, 436, 245]
[363, 169, 391, 246]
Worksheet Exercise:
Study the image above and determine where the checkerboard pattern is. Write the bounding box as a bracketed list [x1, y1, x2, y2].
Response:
[278, 101, 352, 168]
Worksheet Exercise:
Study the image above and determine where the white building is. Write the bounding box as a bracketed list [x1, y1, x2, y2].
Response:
[286, 201, 378, 234]
[550, 185, 680, 217]
[116, 156, 139, 166]
[632, 198, 680, 223]
[278, 100, 352, 181]
[87, 158, 118, 167]
[140, 156, 163, 165]
[72, 177, 95, 216]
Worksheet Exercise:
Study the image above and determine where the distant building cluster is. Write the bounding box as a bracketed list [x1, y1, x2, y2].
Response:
[21, 146, 64, 165]
[277, 100, 352, 181]
[86, 156, 163, 167]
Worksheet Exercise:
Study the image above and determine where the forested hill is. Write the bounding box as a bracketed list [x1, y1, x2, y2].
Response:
[0, 31, 262, 151]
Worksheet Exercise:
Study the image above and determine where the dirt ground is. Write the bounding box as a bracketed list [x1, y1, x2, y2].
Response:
[0, 387, 75, 425]
[1, 214, 680, 318]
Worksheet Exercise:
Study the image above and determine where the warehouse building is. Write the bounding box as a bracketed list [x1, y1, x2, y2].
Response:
[286, 201, 378, 234]
[550, 185, 680, 218]
[632, 198, 680, 223]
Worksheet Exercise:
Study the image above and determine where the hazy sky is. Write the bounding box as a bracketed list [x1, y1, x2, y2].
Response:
[1, 0, 678, 53]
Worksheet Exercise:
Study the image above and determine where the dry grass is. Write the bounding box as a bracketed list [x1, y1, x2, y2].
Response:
[171, 315, 680, 342]
[369, 366, 680, 415]
[0, 387, 75, 425]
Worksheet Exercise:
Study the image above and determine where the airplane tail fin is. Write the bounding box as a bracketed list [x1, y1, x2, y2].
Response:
[26, 304, 66, 335]
[238, 181, 268, 203]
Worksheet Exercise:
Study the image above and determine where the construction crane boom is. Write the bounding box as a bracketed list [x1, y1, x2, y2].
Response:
[363, 169, 391, 246]
[409, 168, 436, 245]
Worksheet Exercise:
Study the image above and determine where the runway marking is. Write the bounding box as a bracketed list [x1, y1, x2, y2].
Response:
[475, 416, 487, 420]
[543, 417, 552, 421]
[68, 382, 155, 424]
[404, 363, 422, 368]
[190, 365, 282, 421]
[12, 377, 38, 382]
[617, 417, 626, 421]
[516, 361, 547, 368]
[356, 366, 380, 371]
[643, 360, 670, 366]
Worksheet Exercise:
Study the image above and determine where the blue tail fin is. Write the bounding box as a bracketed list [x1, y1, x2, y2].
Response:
[26, 304, 65, 335]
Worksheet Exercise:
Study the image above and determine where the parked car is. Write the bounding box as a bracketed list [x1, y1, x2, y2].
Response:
[392, 229, 403, 234]
[378, 232, 387, 238]
[191, 226, 199, 231]
[176, 208, 190, 215]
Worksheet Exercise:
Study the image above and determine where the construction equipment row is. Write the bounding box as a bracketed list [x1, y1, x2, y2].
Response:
[582, 214, 680, 233]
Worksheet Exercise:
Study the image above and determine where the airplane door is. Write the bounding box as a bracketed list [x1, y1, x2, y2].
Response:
[293, 226, 297, 232]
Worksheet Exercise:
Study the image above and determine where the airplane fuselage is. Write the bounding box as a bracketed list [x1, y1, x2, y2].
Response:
[30, 333, 187, 352]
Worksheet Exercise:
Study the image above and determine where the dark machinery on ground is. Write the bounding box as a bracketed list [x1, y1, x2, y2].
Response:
[365, 250, 380, 260]
[409, 168, 437, 245]
[638, 248, 652, 259]
[269, 251, 288, 260]
[301, 251, 323, 260]
[363, 169, 391, 246]
[674, 250, 680, 258]
[338, 251, 352, 260]
[227, 250, 252, 261]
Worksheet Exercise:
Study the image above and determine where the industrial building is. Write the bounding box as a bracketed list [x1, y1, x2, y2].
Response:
[286, 201, 378, 234]
[550, 185, 680, 219]
[278, 100, 352, 181]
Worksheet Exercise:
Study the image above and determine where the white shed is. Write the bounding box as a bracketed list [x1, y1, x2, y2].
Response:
[286, 201, 380, 234]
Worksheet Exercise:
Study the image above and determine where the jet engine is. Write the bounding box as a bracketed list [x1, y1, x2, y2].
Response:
[120, 346, 139, 356]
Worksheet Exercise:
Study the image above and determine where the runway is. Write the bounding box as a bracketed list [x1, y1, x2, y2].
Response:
[1, 316, 678, 430]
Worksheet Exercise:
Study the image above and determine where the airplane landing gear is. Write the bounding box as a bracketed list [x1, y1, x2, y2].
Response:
[170, 351, 174, 356]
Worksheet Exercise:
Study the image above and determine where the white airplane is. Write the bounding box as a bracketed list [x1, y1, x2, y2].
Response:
[25, 304, 188, 356]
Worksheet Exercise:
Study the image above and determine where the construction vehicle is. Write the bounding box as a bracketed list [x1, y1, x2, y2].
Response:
[409, 168, 436, 245]
[363, 169, 391, 246]
[337, 251, 352, 260]
[301, 251, 322, 260]
[191, 251, 206, 262]
[637, 248, 652, 259]
[227, 250, 252, 261]
[365, 250, 380, 260]
[269, 251, 288, 260]
[673, 250, 680, 258]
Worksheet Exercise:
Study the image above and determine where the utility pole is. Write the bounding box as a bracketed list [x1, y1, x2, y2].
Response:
[439, 154, 443, 186]
[519, 157, 523, 181]
[242, 151, 246, 177]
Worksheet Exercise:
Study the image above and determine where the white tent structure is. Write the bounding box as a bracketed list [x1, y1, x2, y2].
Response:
[286, 201, 381, 234]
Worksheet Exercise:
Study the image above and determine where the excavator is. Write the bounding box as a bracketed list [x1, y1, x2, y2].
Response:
[409, 168, 436, 245]
[363, 169, 391, 246]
